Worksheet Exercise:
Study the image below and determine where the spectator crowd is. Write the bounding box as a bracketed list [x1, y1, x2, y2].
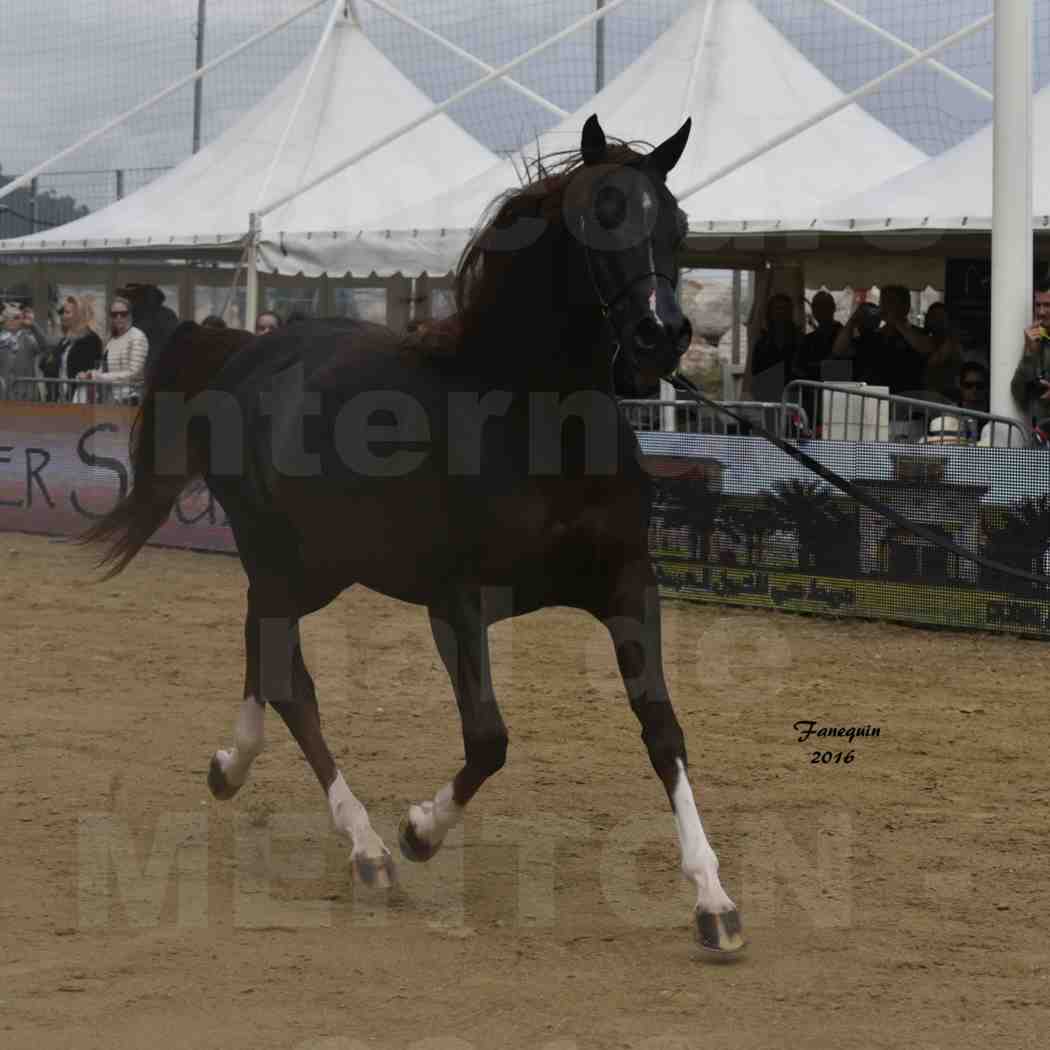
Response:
[0, 292, 148, 404]
[2, 278, 1049, 444]
[746, 279, 1050, 438]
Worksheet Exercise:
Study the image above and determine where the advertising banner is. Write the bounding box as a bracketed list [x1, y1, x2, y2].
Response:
[0, 403, 234, 552]
[3, 404, 1050, 637]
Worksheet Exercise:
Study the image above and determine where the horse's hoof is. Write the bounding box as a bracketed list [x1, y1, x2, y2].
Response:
[695, 908, 746, 956]
[207, 752, 241, 801]
[352, 848, 397, 889]
[398, 816, 441, 863]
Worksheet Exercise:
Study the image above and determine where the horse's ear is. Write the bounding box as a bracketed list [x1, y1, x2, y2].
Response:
[581, 115, 607, 166]
[647, 117, 692, 177]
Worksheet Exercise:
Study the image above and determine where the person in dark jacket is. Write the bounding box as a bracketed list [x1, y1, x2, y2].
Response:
[748, 292, 804, 402]
[832, 285, 931, 395]
[31, 295, 102, 402]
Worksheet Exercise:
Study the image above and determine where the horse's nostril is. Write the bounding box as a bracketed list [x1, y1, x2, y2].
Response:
[635, 317, 662, 350]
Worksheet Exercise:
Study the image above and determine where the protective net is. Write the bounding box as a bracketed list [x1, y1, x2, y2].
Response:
[1, 1, 1047, 228]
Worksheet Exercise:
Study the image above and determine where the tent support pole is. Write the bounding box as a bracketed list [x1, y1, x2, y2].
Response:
[246, 213, 260, 331]
[991, 0, 1032, 421]
[254, 0, 345, 214]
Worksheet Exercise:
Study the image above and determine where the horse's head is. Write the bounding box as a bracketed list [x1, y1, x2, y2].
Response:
[454, 118, 692, 389]
[563, 114, 693, 389]
[117, 282, 166, 314]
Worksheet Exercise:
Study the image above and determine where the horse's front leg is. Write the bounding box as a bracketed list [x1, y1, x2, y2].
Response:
[599, 558, 744, 954]
[399, 585, 508, 863]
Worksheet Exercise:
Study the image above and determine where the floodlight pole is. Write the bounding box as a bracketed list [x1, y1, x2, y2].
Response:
[990, 0, 1033, 421]
[192, 0, 207, 153]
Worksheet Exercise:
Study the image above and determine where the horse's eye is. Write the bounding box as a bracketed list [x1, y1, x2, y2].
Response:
[594, 185, 628, 230]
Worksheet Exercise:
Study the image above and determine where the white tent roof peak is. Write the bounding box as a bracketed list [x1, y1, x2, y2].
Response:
[343, 1, 362, 28]
[374, 0, 925, 235]
[0, 9, 495, 255]
[814, 84, 1050, 231]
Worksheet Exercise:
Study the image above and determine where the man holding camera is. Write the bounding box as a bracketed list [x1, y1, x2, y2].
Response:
[831, 284, 930, 394]
[1009, 278, 1050, 424]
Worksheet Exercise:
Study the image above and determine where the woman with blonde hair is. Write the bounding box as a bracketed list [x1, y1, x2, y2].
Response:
[31, 295, 102, 402]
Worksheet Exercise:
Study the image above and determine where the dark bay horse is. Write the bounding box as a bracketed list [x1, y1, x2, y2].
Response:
[84, 115, 743, 955]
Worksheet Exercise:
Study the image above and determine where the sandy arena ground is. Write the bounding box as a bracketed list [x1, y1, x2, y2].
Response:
[1, 531, 1048, 1050]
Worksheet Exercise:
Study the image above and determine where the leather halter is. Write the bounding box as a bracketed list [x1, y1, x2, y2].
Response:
[576, 215, 677, 349]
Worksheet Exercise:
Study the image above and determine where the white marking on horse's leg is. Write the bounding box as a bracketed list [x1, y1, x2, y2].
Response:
[214, 695, 265, 789]
[671, 757, 735, 915]
[408, 782, 463, 846]
[328, 771, 394, 886]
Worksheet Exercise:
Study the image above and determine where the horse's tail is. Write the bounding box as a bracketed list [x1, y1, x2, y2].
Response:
[79, 321, 252, 578]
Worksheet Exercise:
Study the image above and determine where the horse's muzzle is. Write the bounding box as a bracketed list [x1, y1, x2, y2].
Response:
[629, 315, 692, 377]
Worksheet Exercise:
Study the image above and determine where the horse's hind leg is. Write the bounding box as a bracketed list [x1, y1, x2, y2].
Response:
[209, 589, 394, 887]
[399, 586, 507, 863]
[206, 605, 268, 801]
[270, 627, 395, 888]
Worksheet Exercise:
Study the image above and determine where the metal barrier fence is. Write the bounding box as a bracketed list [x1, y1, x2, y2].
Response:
[620, 399, 810, 439]
[8, 377, 141, 405]
[782, 380, 1033, 449]
[1, 379, 1031, 450]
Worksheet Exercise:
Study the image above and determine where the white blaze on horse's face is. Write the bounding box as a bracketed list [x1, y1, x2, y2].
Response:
[572, 114, 693, 379]
[567, 164, 691, 380]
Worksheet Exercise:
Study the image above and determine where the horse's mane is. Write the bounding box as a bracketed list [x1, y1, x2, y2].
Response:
[403, 139, 652, 359]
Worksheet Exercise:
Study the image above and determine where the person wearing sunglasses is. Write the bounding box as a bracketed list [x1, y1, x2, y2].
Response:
[80, 296, 149, 405]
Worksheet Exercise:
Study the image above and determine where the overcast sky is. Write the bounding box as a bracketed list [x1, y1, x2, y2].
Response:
[1, 0, 1046, 210]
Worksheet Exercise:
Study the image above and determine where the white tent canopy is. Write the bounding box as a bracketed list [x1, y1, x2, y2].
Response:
[0, 8, 495, 271]
[330, 0, 925, 277]
[811, 84, 1050, 232]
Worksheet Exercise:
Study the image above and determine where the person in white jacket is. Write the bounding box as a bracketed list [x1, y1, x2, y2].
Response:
[82, 296, 149, 404]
